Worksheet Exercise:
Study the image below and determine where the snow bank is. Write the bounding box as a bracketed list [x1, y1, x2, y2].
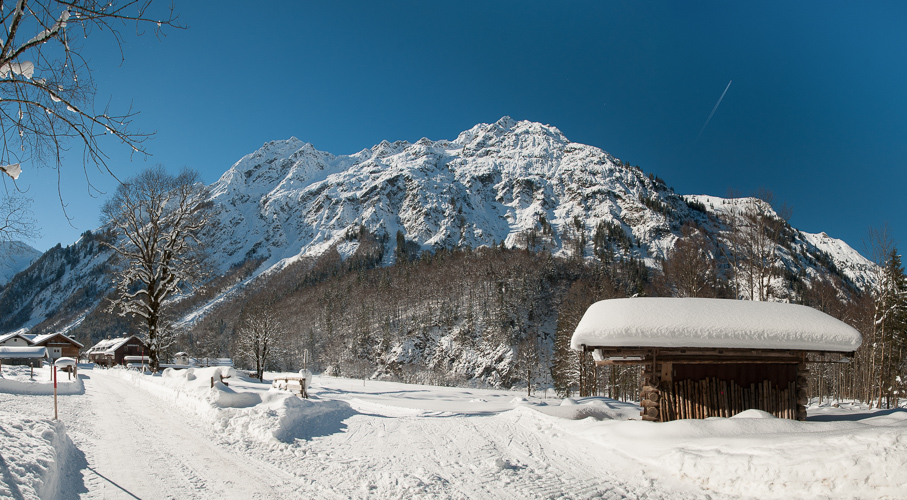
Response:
[106, 367, 353, 445]
[572, 297, 862, 351]
[514, 397, 641, 421]
[0, 365, 84, 395]
[0, 411, 80, 500]
[512, 404, 907, 499]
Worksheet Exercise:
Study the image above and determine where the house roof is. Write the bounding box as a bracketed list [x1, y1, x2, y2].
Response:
[0, 346, 47, 358]
[87, 335, 145, 355]
[571, 297, 863, 353]
[0, 332, 32, 345]
[26, 333, 84, 348]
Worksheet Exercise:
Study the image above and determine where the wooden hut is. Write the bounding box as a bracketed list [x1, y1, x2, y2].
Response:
[0, 346, 47, 368]
[571, 298, 862, 422]
[86, 335, 148, 367]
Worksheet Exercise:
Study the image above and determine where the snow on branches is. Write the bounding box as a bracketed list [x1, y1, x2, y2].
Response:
[101, 165, 210, 371]
[0, 0, 180, 181]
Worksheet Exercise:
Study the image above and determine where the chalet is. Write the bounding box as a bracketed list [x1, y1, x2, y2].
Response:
[86, 335, 149, 367]
[571, 297, 862, 422]
[0, 331, 33, 348]
[25, 333, 83, 360]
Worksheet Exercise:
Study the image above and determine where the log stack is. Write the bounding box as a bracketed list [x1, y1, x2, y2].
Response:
[658, 377, 800, 420]
[639, 367, 662, 422]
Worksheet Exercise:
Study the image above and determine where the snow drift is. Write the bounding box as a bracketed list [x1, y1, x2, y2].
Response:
[0, 412, 81, 500]
[107, 366, 354, 444]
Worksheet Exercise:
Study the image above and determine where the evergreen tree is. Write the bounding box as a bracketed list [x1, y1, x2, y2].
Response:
[874, 249, 907, 407]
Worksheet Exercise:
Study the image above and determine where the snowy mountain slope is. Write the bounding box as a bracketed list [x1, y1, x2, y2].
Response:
[801, 231, 877, 290]
[0, 240, 41, 285]
[202, 117, 690, 274]
[0, 118, 878, 335]
[686, 195, 877, 291]
[0, 231, 113, 332]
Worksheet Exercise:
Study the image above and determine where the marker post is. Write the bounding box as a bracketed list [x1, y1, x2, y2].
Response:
[53, 366, 58, 420]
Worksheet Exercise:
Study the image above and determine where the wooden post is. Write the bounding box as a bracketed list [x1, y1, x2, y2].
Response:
[683, 380, 696, 418]
[796, 363, 809, 421]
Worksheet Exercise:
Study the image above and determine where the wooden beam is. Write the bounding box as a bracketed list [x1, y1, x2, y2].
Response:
[585, 345, 850, 357]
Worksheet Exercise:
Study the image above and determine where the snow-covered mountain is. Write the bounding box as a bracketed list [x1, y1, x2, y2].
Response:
[0, 240, 41, 285]
[0, 117, 877, 334]
[199, 116, 875, 287]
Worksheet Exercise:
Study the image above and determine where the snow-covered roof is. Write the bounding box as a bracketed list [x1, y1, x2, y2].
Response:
[87, 336, 143, 355]
[571, 298, 862, 352]
[26, 333, 84, 348]
[0, 332, 33, 345]
[0, 346, 47, 358]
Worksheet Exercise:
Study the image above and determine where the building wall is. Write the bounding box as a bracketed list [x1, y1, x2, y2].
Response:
[114, 339, 148, 365]
[42, 343, 80, 359]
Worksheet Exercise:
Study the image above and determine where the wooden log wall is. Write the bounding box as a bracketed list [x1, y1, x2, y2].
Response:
[660, 378, 799, 421]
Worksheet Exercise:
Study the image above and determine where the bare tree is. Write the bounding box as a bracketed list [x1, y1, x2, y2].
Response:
[720, 190, 791, 300]
[101, 165, 210, 372]
[0, 0, 179, 183]
[718, 190, 744, 299]
[514, 333, 540, 396]
[0, 192, 38, 278]
[660, 223, 719, 298]
[235, 308, 286, 381]
[0, 191, 37, 243]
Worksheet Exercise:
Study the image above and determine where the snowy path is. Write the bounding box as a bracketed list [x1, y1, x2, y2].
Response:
[5, 366, 907, 498]
[6, 367, 907, 498]
[53, 370, 301, 499]
[0, 367, 714, 499]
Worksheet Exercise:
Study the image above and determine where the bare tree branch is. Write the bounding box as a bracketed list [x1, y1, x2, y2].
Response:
[0, 0, 182, 194]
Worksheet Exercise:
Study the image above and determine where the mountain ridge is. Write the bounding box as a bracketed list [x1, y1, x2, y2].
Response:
[0, 117, 877, 337]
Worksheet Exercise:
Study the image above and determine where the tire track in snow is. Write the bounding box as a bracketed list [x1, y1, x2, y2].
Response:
[58, 369, 304, 499]
[268, 396, 700, 499]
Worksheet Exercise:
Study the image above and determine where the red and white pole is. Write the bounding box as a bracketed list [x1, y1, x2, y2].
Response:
[53, 366, 58, 420]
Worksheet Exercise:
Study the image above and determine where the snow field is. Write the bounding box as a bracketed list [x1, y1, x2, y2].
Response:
[539, 405, 907, 499]
[3, 364, 907, 498]
[0, 364, 84, 395]
[108, 367, 907, 498]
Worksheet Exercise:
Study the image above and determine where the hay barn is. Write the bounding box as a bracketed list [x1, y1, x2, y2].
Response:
[571, 298, 862, 421]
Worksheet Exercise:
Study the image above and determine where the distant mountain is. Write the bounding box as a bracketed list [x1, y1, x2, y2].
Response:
[0, 241, 41, 285]
[0, 117, 877, 336]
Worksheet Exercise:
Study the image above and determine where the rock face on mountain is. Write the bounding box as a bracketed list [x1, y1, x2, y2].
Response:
[0, 241, 41, 286]
[0, 117, 877, 334]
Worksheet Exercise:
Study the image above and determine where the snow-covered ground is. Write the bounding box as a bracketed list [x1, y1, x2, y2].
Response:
[1, 365, 906, 499]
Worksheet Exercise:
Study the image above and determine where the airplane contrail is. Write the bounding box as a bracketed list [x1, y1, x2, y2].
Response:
[696, 80, 732, 142]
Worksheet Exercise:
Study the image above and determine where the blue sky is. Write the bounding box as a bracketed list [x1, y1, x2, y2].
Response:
[13, 1, 907, 257]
